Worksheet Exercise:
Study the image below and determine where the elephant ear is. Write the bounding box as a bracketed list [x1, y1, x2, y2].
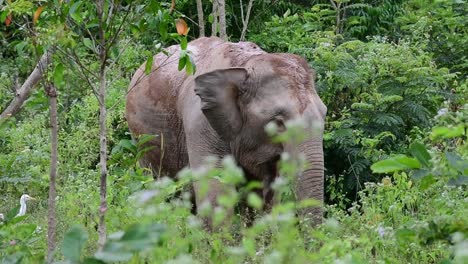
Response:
[194, 68, 248, 141]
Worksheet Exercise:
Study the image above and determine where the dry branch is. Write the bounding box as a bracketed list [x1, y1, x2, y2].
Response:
[0, 50, 53, 120]
[240, 0, 254, 41]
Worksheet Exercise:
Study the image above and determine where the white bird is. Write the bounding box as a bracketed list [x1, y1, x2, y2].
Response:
[16, 194, 36, 217]
[0, 194, 36, 222]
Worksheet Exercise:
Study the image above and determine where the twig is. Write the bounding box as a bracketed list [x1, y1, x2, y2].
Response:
[240, 0, 254, 41]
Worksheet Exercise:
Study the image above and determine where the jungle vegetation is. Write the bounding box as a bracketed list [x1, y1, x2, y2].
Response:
[0, 0, 466, 263]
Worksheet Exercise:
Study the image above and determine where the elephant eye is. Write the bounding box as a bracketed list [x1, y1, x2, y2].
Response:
[273, 117, 286, 133]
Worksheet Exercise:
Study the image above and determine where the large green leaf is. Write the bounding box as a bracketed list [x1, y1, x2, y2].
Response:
[247, 192, 263, 210]
[83, 38, 94, 52]
[409, 142, 431, 168]
[94, 251, 133, 262]
[62, 225, 88, 264]
[94, 223, 165, 262]
[446, 152, 468, 174]
[430, 125, 465, 140]
[69, 2, 83, 23]
[371, 155, 421, 173]
[136, 134, 156, 147]
[178, 55, 187, 71]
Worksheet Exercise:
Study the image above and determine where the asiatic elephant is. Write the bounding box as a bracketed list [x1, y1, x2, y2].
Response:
[125, 37, 326, 226]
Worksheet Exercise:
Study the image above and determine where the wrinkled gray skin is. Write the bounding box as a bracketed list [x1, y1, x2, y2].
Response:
[125, 37, 326, 227]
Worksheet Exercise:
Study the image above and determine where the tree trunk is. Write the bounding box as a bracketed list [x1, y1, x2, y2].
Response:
[0, 50, 53, 120]
[97, 0, 108, 250]
[196, 0, 205, 37]
[217, 0, 227, 40]
[45, 84, 58, 263]
[211, 0, 218, 36]
[240, 0, 254, 41]
[329, 0, 343, 35]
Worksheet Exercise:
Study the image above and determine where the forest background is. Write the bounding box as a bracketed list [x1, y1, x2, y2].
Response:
[0, 0, 466, 263]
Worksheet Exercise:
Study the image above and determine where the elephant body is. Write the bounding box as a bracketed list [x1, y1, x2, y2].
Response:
[125, 37, 326, 225]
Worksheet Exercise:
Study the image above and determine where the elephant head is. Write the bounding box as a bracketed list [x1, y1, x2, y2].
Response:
[194, 54, 327, 223]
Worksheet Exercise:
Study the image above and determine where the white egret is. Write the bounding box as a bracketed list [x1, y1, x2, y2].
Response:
[0, 194, 36, 222]
[16, 194, 36, 217]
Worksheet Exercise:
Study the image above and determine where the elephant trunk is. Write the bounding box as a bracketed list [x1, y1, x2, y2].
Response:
[285, 136, 324, 225]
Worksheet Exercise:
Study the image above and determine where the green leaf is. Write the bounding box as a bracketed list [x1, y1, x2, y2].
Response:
[83, 38, 94, 52]
[178, 55, 187, 71]
[130, 24, 140, 36]
[448, 175, 468, 186]
[15, 41, 28, 55]
[446, 152, 468, 174]
[118, 139, 137, 154]
[371, 155, 421, 173]
[159, 22, 168, 40]
[411, 169, 431, 180]
[4, 205, 20, 222]
[136, 134, 157, 147]
[53, 63, 65, 88]
[297, 198, 321, 208]
[8, 215, 27, 225]
[431, 125, 465, 140]
[15, 224, 36, 239]
[245, 181, 263, 191]
[247, 192, 263, 210]
[180, 36, 188, 50]
[62, 225, 88, 264]
[1, 10, 9, 23]
[94, 251, 133, 262]
[419, 174, 436, 191]
[185, 58, 194, 75]
[82, 258, 105, 264]
[208, 14, 214, 24]
[409, 142, 431, 168]
[1, 252, 25, 264]
[186, 55, 196, 75]
[145, 55, 153, 74]
[69, 2, 83, 23]
[94, 223, 165, 262]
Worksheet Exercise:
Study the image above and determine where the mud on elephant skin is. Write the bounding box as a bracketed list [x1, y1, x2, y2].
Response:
[125, 36, 327, 227]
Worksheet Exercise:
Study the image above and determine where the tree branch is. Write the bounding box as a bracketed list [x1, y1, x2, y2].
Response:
[240, 0, 254, 41]
[1, 49, 53, 120]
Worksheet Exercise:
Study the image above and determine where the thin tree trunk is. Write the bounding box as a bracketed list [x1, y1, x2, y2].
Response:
[0, 50, 53, 120]
[196, 0, 205, 37]
[96, 0, 108, 250]
[217, 0, 227, 40]
[45, 83, 58, 263]
[240, 0, 254, 41]
[212, 0, 218, 36]
[329, 0, 342, 35]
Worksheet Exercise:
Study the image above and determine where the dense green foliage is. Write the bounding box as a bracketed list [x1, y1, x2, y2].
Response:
[1, 0, 467, 263]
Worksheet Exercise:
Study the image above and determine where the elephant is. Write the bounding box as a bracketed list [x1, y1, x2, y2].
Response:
[125, 36, 327, 226]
